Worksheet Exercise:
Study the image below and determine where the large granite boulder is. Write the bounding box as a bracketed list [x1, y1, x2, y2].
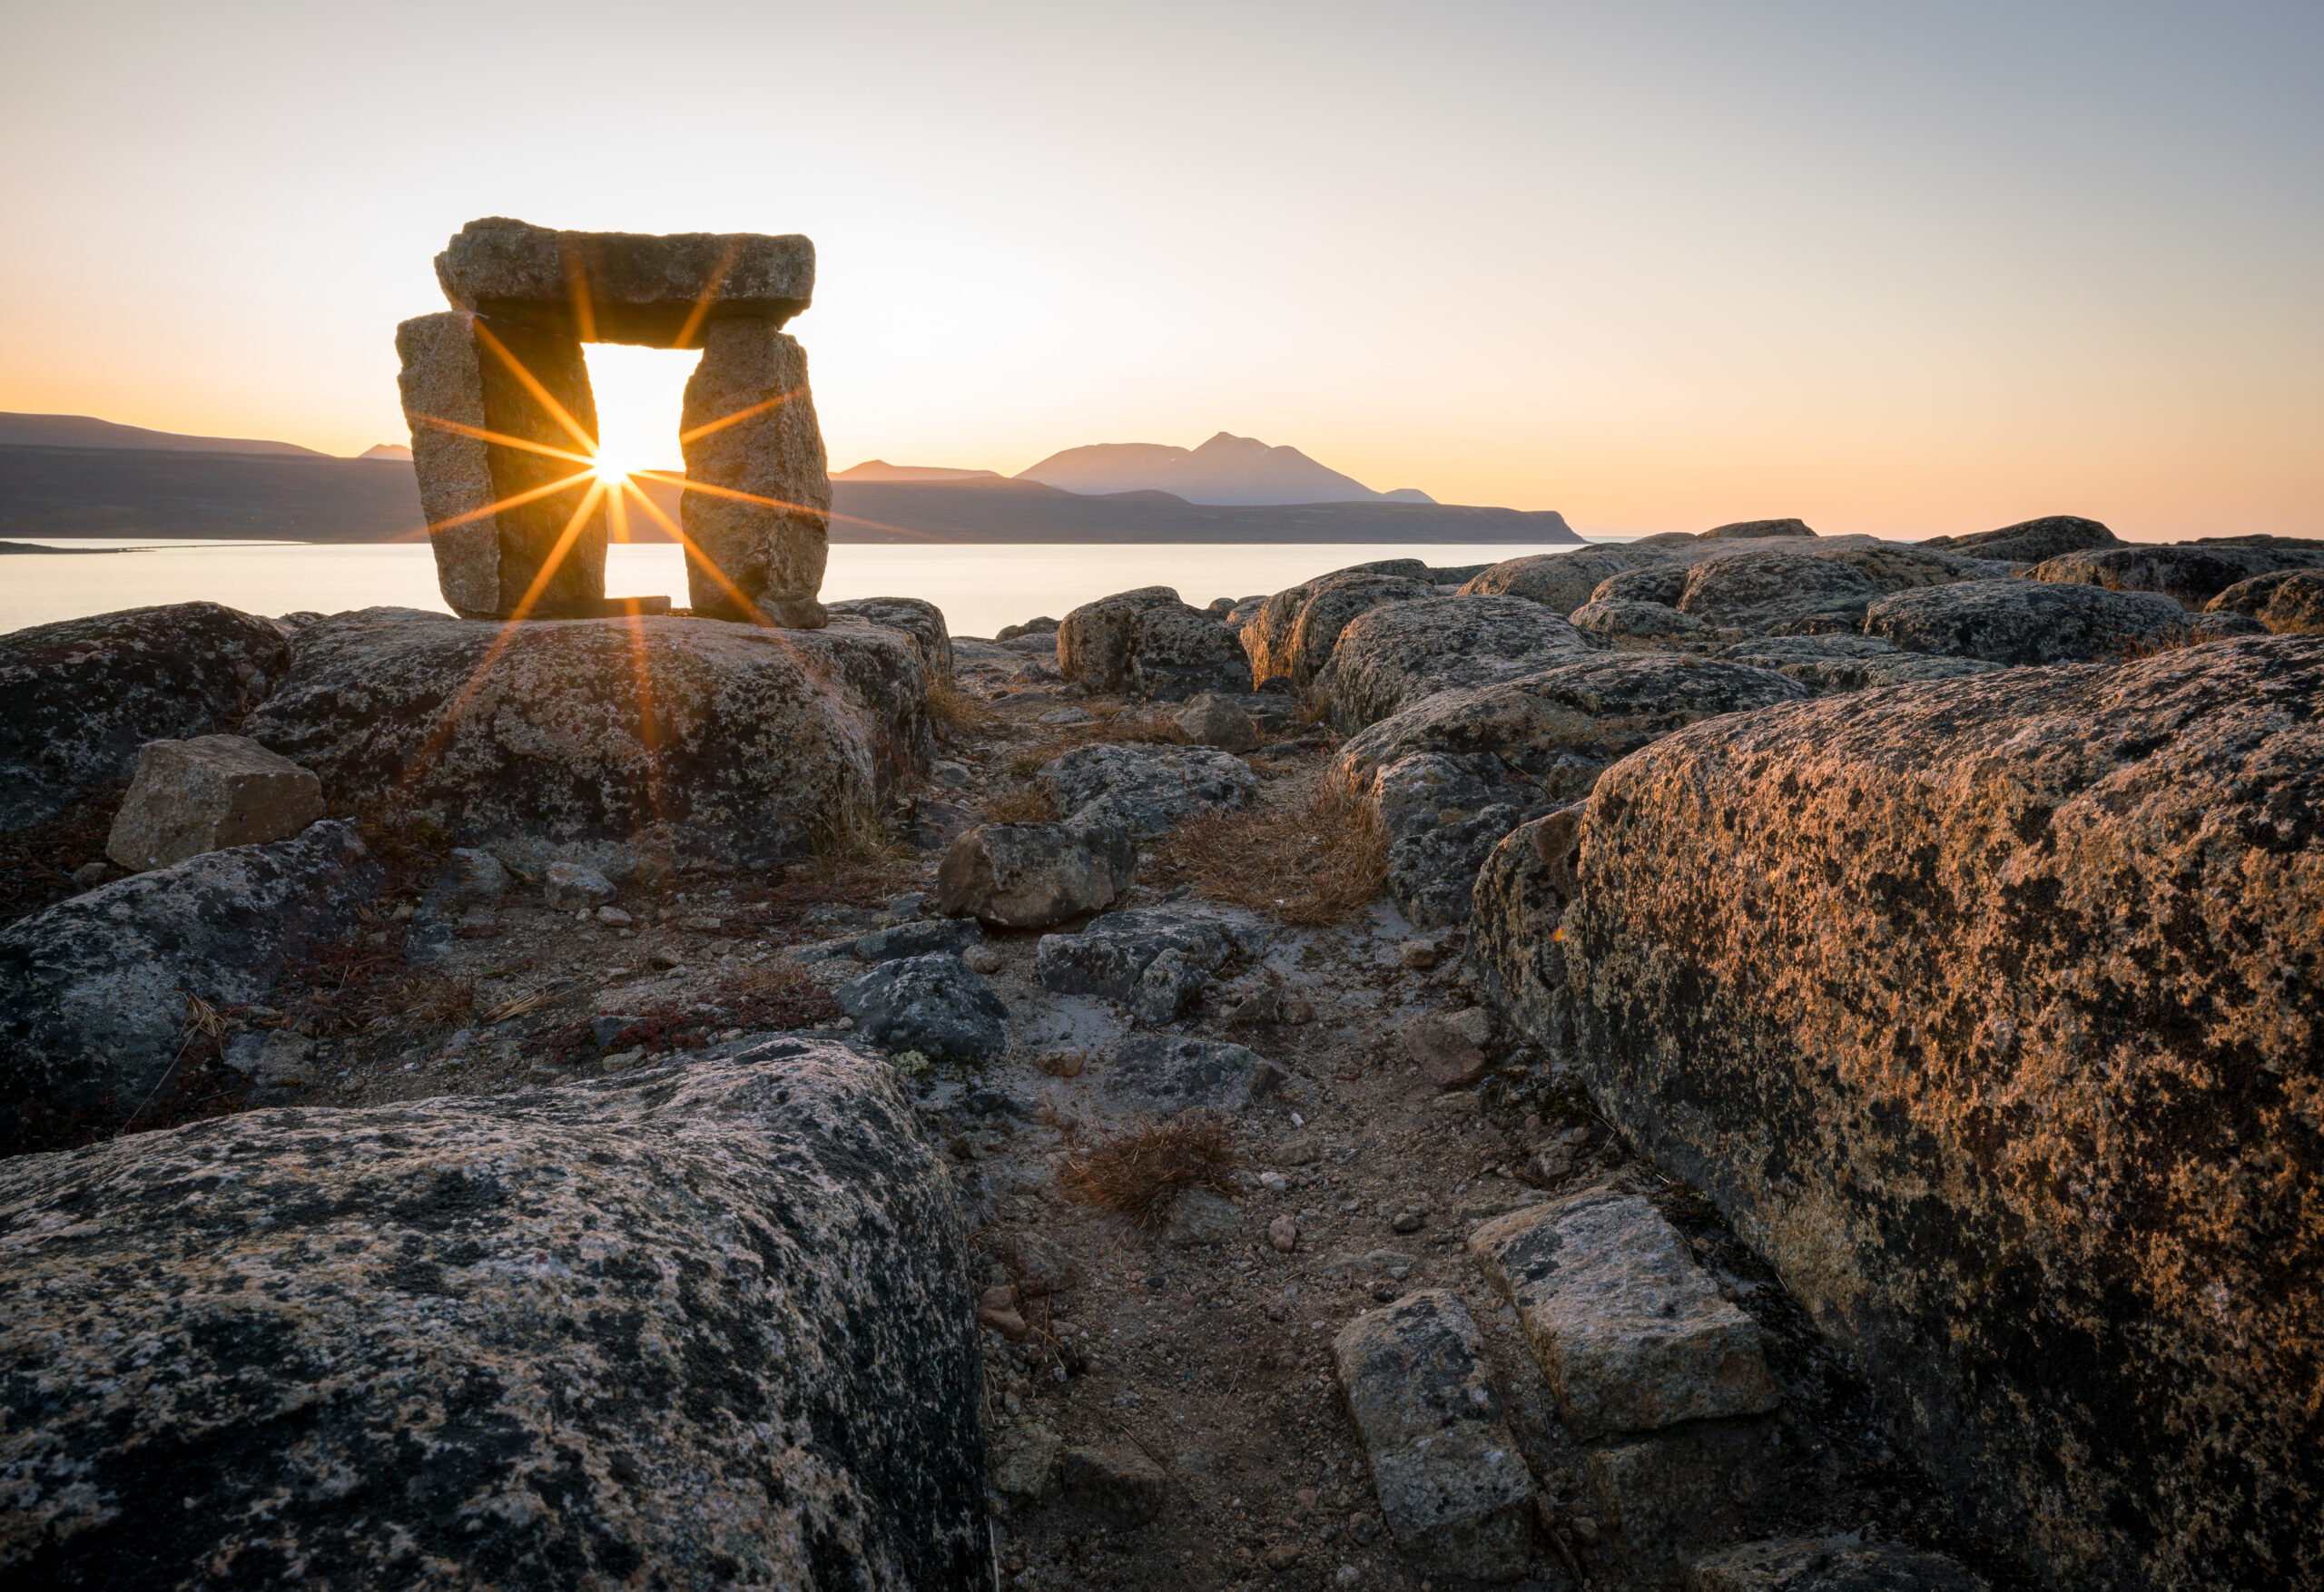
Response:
[1920, 513, 2120, 565]
[1243, 571, 1439, 689]
[0, 820, 385, 1143]
[678, 319, 831, 626]
[1324, 595, 1594, 732]
[0, 1039, 992, 1589]
[2256, 570, 2324, 634]
[1457, 547, 1678, 616]
[1056, 586, 1180, 692]
[241, 607, 929, 876]
[0, 602, 290, 830]
[1492, 635, 2324, 1592]
[433, 215, 816, 343]
[1054, 587, 1249, 699]
[2034, 541, 2324, 608]
[1865, 579, 2187, 665]
[1036, 742, 1256, 839]
[829, 595, 956, 682]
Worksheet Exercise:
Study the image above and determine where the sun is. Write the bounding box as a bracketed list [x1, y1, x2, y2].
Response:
[592, 447, 635, 484]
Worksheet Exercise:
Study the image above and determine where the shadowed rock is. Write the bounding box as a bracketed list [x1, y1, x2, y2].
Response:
[1919, 513, 2119, 565]
[396, 310, 607, 619]
[0, 602, 290, 830]
[241, 607, 928, 874]
[0, 1039, 992, 1589]
[0, 819, 383, 1140]
[433, 215, 816, 345]
[2034, 539, 2324, 608]
[1253, 571, 1440, 689]
[829, 595, 955, 682]
[1699, 517, 1814, 539]
[937, 821, 1137, 929]
[679, 319, 831, 626]
[1055, 587, 1249, 700]
[836, 952, 1009, 1062]
[1458, 546, 1680, 615]
[104, 733, 321, 870]
[1686, 1538, 1988, 1592]
[1036, 742, 1256, 839]
[1519, 635, 2323, 1591]
[1865, 578, 2186, 664]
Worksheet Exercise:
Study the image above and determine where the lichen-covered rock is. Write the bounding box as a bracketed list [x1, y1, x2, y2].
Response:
[1864, 578, 2185, 665]
[829, 596, 955, 682]
[1686, 1538, 1988, 1592]
[2203, 568, 2307, 616]
[241, 607, 928, 871]
[1699, 517, 1815, 540]
[1332, 1291, 1535, 1581]
[1324, 596, 1593, 732]
[1546, 635, 2324, 1591]
[2034, 540, 2324, 608]
[0, 602, 290, 830]
[1367, 752, 1499, 840]
[433, 215, 817, 344]
[1126, 604, 1252, 700]
[1037, 908, 1256, 1023]
[1336, 654, 1808, 816]
[0, 818, 385, 1144]
[1100, 1035, 1266, 1116]
[936, 821, 1137, 929]
[103, 733, 322, 871]
[2257, 569, 2324, 634]
[1386, 804, 1525, 927]
[1715, 635, 2002, 694]
[1171, 693, 1260, 752]
[1036, 742, 1256, 839]
[1920, 513, 2119, 565]
[0, 1039, 992, 1590]
[1457, 547, 1679, 615]
[1246, 572, 1439, 689]
[1469, 807, 1583, 1044]
[1054, 586, 1184, 693]
[679, 319, 831, 626]
[1571, 596, 1708, 646]
[835, 952, 1009, 1062]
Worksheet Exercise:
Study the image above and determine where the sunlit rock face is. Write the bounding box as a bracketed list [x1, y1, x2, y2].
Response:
[395, 309, 607, 619]
[433, 215, 816, 345]
[680, 320, 832, 627]
[1477, 635, 2324, 1592]
[0, 1039, 995, 1591]
[241, 606, 931, 873]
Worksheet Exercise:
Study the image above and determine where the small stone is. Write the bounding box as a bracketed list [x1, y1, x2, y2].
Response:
[1423, 1092, 1478, 1118]
[1173, 693, 1261, 753]
[1263, 1543, 1301, 1571]
[1258, 1171, 1288, 1193]
[1392, 1211, 1426, 1234]
[104, 734, 322, 872]
[1403, 1018, 1488, 1088]
[1279, 1135, 1324, 1166]
[1441, 1007, 1494, 1047]
[1570, 1515, 1600, 1548]
[1397, 939, 1439, 970]
[963, 944, 1005, 975]
[979, 1284, 1030, 1341]
[222, 1030, 315, 1087]
[937, 821, 1137, 929]
[931, 761, 974, 789]
[990, 1423, 1063, 1506]
[1269, 1215, 1299, 1253]
[69, 860, 109, 889]
[596, 906, 634, 926]
[441, 847, 509, 899]
[648, 947, 683, 969]
[1039, 706, 1097, 726]
[543, 861, 617, 910]
[1249, 1057, 1292, 1099]
[1162, 1187, 1246, 1248]
[1060, 1445, 1167, 1528]
[1037, 1047, 1087, 1078]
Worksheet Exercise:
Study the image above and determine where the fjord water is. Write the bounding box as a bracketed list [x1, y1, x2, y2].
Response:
[0, 540, 1591, 640]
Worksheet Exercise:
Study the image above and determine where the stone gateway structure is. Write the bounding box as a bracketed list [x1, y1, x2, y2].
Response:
[397, 216, 831, 627]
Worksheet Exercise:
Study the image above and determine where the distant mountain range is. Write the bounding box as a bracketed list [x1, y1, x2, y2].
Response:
[1014, 431, 1433, 506]
[0, 413, 1577, 545]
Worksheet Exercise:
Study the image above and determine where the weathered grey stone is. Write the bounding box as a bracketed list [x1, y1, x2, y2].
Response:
[1326, 596, 1594, 732]
[1059, 1445, 1167, 1528]
[1054, 586, 1184, 692]
[0, 1038, 990, 1589]
[2034, 540, 2324, 608]
[1585, 1422, 1778, 1577]
[827, 595, 954, 681]
[1468, 1190, 1780, 1440]
[1592, 564, 1694, 606]
[541, 859, 615, 909]
[1686, 1538, 1989, 1592]
[1259, 572, 1441, 689]
[1368, 752, 1498, 839]
[1386, 803, 1525, 927]
[1332, 1291, 1535, 1581]
[397, 310, 608, 619]
[439, 846, 511, 899]
[678, 319, 830, 626]
[221, 1028, 316, 1087]
[1548, 635, 2324, 1591]
[1403, 1017, 1488, 1087]
[936, 821, 1137, 929]
[1470, 807, 1584, 1043]
[0, 820, 384, 1140]
[1701, 518, 1815, 540]
[1673, 546, 1965, 633]
[1458, 547, 1679, 615]
[242, 607, 928, 870]
[1865, 578, 2187, 664]
[103, 734, 321, 871]
[1038, 908, 1246, 1023]
[434, 215, 816, 344]
[1100, 1035, 1265, 1115]
[1336, 654, 1808, 817]
[990, 1424, 1064, 1508]
[0, 602, 290, 830]
[1159, 1186, 1246, 1248]
[1571, 596, 1707, 644]
[2203, 568, 2307, 616]
[835, 952, 1009, 1062]
[1037, 742, 1257, 839]
[1128, 604, 1253, 700]
[1920, 513, 2119, 565]
[995, 615, 1059, 643]
[854, 916, 983, 963]
[1172, 693, 1260, 752]
[1715, 635, 2003, 693]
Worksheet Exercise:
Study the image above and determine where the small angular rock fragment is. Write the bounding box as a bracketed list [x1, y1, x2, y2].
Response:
[1403, 1017, 1489, 1087]
[938, 821, 1137, 929]
[1061, 1445, 1167, 1528]
[1173, 693, 1261, 752]
[104, 734, 322, 871]
[543, 860, 616, 910]
[1468, 1190, 1780, 1439]
[1332, 1290, 1535, 1580]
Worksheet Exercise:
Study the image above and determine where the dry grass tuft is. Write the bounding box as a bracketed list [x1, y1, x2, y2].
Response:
[399, 971, 478, 1026]
[1150, 769, 1387, 926]
[982, 785, 1056, 823]
[1062, 1112, 1241, 1228]
[925, 677, 990, 737]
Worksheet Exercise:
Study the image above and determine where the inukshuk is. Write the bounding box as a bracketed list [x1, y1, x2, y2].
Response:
[396, 216, 832, 626]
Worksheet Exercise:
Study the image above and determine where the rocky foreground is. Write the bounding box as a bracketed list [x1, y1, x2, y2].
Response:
[0, 518, 2318, 1591]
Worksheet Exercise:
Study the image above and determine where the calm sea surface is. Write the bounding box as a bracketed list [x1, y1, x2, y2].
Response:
[0, 540, 1604, 640]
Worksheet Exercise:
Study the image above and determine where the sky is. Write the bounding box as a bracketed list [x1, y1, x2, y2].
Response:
[1, 1, 2317, 538]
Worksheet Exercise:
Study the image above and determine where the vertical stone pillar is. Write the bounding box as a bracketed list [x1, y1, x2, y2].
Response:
[678, 319, 830, 628]
[395, 311, 607, 619]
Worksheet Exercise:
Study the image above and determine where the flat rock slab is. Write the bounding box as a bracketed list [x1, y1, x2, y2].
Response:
[434, 215, 816, 344]
[1100, 1035, 1266, 1116]
[1332, 1290, 1536, 1581]
[1686, 1538, 1989, 1592]
[0, 1038, 991, 1590]
[1036, 742, 1257, 839]
[0, 819, 384, 1141]
[1468, 1189, 1780, 1440]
